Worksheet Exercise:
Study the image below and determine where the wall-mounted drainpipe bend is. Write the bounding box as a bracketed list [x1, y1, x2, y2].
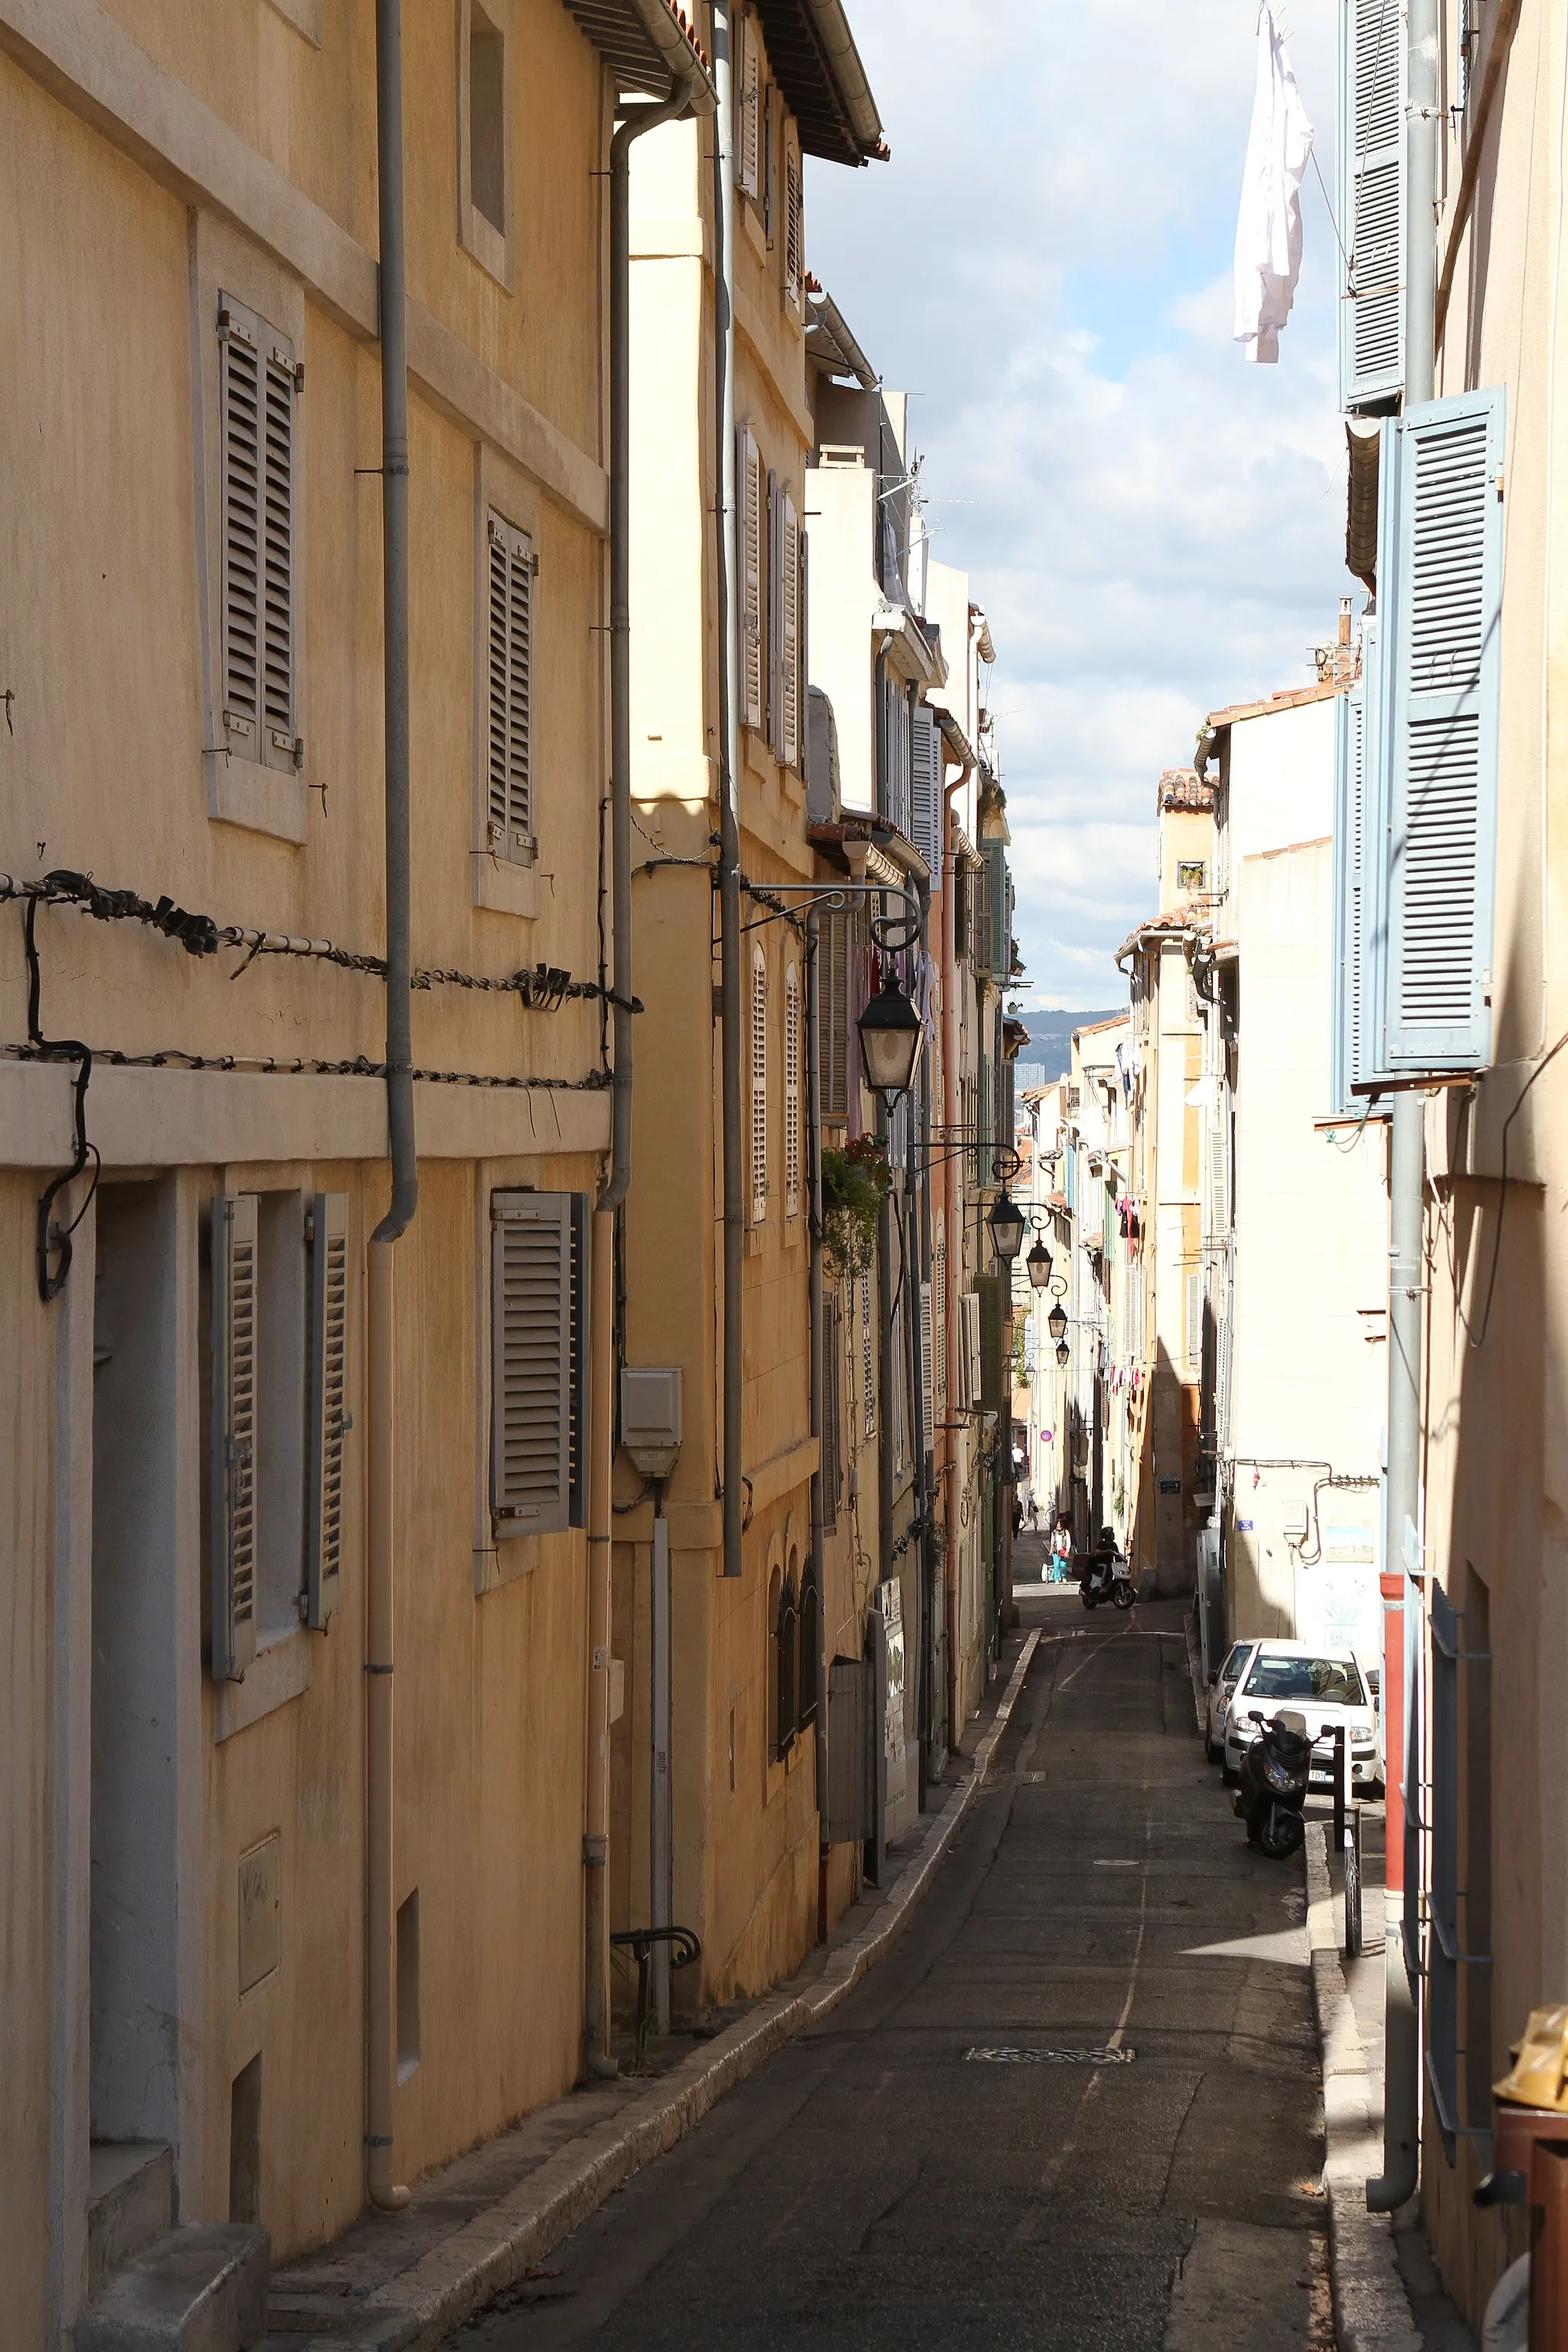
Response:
[584, 65, 707, 2079]
[367, 0, 416, 2216]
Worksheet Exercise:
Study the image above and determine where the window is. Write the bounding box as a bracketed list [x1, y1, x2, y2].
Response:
[784, 963, 802, 1218]
[768, 1561, 796, 1762]
[798, 1555, 819, 1730]
[738, 425, 764, 731]
[881, 671, 912, 838]
[735, 11, 760, 200]
[750, 945, 769, 1221]
[1241, 1653, 1366, 1705]
[485, 510, 534, 867]
[489, 1191, 588, 1537]
[1338, 0, 1405, 407]
[458, 0, 512, 284]
[209, 1189, 349, 1679]
[218, 294, 301, 776]
[1344, 389, 1504, 1084]
[1176, 860, 1207, 893]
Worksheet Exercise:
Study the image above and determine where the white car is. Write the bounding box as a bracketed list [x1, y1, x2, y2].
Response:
[1223, 1640, 1382, 1795]
[1204, 1639, 1260, 1764]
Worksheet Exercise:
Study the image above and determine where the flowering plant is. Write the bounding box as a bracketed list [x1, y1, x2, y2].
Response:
[820, 1137, 893, 1282]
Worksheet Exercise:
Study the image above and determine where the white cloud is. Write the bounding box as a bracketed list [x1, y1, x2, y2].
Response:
[806, 0, 1349, 1006]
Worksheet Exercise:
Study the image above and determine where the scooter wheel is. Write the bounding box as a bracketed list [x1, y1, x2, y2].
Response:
[1081, 1592, 1098, 1609]
[1112, 1586, 1135, 1610]
[1266, 1811, 1305, 1860]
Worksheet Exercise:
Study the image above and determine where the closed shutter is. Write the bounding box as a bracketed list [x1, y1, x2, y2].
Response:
[1376, 389, 1504, 1075]
[1338, 0, 1405, 409]
[767, 469, 781, 752]
[211, 1193, 260, 1681]
[780, 492, 800, 770]
[970, 858, 991, 974]
[977, 1057, 992, 1191]
[919, 1280, 934, 1459]
[860, 1269, 876, 1436]
[736, 13, 760, 199]
[953, 855, 970, 959]
[220, 295, 300, 770]
[485, 509, 534, 864]
[750, 944, 769, 1221]
[976, 1276, 1006, 1413]
[784, 144, 802, 309]
[784, 963, 802, 1217]
[491, 1191, 586, 1536]
[1207, 1099, 1228, 1236]
[305, 1191, 349, 1631]
[818, 909, 849, 1123]
[984, 843, 1010, 979]
[911, 704, 941, 873]
[739, 426, 763, 730]
[1332, 633, 1371, 1110]
[1185, 1269, 1202, 1373]
[933, 1220, 947, 1406]
[959, 1291, 982, 1411]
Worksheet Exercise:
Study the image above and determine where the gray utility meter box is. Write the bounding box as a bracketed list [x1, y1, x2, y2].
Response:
[620, 1367, 683, 1478]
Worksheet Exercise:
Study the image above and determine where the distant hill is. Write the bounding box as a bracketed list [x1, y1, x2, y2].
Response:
[1011, 1008, 1122, 1086]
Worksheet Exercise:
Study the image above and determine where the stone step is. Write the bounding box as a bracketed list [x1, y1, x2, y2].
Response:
[77, 2224, 270, 2352]
[88, 2143, 175, 2301]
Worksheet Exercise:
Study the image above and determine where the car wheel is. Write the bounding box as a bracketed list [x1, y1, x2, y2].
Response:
[1221, 1765, 1239, 1788]
[1205, 1731, 1221, 1763]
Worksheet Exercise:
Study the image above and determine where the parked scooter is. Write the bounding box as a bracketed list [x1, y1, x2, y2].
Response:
[1233, 1707, 1312, 1857]
[1080, 1549, 1136, 1612]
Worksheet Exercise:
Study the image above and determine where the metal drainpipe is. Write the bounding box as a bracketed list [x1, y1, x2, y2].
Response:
[366, 0, 416, 2215]
[1367, 0, 1436, 2217]
[710, 2, 743, 1581]
[876, 1096, 894, 1606]
[583, 74, 700, 2082]
[909, 1053, 928, 1811]
[807, 910, 828, 1938]
[916, 942, 936, 1769]
[939, 771, 966, 1746]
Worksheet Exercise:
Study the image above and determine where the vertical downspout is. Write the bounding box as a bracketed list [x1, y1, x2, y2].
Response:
[917, 963, 935, 1767]
[367, 0, 416, 2215]
[1367, 0, 1436, 2217]
[807, 912, 828, 1937]
[876, 1099, 894, 1602]
[585, 75, 697, 2081]
[712, 2, 744, 1580]
[909, 1047, 929, 1808]
[940, 772, 965, 1746]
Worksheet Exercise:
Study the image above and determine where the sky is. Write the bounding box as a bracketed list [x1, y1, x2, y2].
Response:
[805, 0, 1350, 1011]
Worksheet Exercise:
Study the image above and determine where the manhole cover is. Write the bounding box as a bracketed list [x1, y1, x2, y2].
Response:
[964, 2045, 1137, 2066]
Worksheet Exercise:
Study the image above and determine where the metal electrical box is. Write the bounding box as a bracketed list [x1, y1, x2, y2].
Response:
[620, 1366, 683, 1478]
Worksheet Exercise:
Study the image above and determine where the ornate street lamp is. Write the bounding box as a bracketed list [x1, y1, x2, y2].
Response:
[1026, 1236, 1053, 1291]
[1056, 1340, 1070, 1367]
[1047, 1302, 1068, 1345]
[856, 968, 923, 1106]
[987, 1191, 1026, 1263]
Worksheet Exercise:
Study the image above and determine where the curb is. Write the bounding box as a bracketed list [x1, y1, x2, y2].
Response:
[319, 1630, 1043, 2352]
[1305, 1822, 1422, 2352]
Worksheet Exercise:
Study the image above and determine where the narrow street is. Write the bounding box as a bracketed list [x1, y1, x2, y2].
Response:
[451, 1596, 1327, 2352]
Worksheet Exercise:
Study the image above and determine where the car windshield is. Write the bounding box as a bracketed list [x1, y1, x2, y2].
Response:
[1243, 1654, 1364, 1706]
[1221, 1644, 1250, 1684]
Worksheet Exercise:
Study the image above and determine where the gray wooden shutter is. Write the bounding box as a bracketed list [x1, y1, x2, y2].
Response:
[211, 1193, 260, 1681]
[491, 1191, 573, 1535]
[305, 1191, 349, 1631]
[984, 843, 1010, 978]
[1377, 389, 1504, 1076]
[818, 910, 848, 1122]
[920, 1279, 934, 1459]
[911, 704, 940, 874]
[736, 13, 760, 198]
[1338, 0, 1405, 409]
[219, 293, 299, 771]
[486, 510, 534, 864]
[784, 144, 802, 309]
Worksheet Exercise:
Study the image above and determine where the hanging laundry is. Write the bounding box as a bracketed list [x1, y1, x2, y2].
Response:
[1233, 1, 1313, 364]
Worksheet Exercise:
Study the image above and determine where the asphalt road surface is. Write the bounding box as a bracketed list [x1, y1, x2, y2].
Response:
[450, 1593, 1328, 2352]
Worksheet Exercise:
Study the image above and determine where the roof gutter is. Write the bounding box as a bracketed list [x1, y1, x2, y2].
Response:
[799, 0, 883, 152]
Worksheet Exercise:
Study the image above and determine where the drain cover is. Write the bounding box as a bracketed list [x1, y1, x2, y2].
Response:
[964, 2045, 1136, 2066]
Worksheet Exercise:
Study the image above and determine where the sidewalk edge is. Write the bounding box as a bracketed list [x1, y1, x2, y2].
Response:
[1305, 1822, 1422, 2352]
[338, 1629, 1041, 2352]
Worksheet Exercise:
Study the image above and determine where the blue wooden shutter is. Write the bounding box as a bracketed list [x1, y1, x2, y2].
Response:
[1377, 389, 1504, 1075]
[1338, 0, 1405, 409]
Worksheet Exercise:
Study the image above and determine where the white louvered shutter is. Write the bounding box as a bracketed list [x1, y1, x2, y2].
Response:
[486, 510, 534, 864]
[751, 946, 769, 1221]
[1338, 0, 1405, 409]
[767, 469, 782, 753]
[305, 1191, 349, 1630]
[784, 145, 802, 309]
[818, 910, 848, 1122]
[211, 1193, 260, 1681]
[861, 1269, 876, 1436]
[739, 426, 763, 730]
[785, 965, 802, 1217]
[780, 492, 800, 770]
[920, 1280, 934, 1459]
[219, 294, 299, 771]
[933, 1222, 947, 1406]
[1377, 390, 1504, 1076]
[1332, 622, 1377, 1110]
[736, 14, 760, 200]
[1185, 1269, 1202, 1373]
[961, 1292, 982, 1412]
[492, 1192, 575, 1534]
[911, 704, 940, 873]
